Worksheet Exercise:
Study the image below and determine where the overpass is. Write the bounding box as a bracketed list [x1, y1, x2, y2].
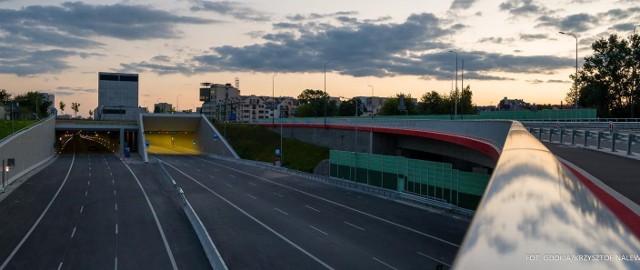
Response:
[1, 116, 639, 269]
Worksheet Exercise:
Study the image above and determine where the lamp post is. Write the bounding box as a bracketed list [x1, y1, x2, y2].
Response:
[176, 94, 182, 112]
[324, 61, 330, 125]
[559, 31, 579, 109]
[272, 73, 276, 125]
[448, 51, 458, 118]
[368, 85, 374, 117]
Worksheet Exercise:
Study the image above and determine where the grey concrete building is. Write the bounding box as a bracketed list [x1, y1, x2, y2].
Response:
[95, 72, 140, 121]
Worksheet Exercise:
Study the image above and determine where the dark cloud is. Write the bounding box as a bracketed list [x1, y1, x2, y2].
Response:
[499, 0, 548, 17]
[478, 37, 514, 44]
[519, 33, 548, 41]
[285, 11, 359, 21]
[245, 30, 267, 39]
[450, 0, 477, 10]
[527, 79, 544, 84]
[0, 47, 96, 76]
[547, 79, 570, 83]
[189, 0, 270, 22]
[536, 13, 598, 33]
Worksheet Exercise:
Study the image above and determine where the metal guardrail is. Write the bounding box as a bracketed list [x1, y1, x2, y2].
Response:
[157, 159, 228, 270]
[55, 119, 138, 126]
[528, 127, 639, 156]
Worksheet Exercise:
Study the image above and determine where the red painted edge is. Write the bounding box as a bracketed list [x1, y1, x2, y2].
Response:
[562, 162, 640, 238]
[258, 123, 501, 162]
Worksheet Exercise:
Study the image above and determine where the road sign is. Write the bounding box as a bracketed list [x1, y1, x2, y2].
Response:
[213, 133, 219, 140]
[275, 149, 281, 157]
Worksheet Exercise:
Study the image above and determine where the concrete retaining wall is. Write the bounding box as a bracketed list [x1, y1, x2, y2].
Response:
[197, 115, 239, 159]
[0, 117, 56, 189]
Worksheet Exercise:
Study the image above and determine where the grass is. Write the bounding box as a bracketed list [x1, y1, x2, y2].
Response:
[215, 123, 329, 173]
[0, 120, 37, 140]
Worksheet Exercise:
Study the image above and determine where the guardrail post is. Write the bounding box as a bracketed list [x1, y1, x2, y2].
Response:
[549, 128, 554, 142]
[571, 130, 576, 145]
[584, 130, 589, 147]
[538, 128, 543, 140]
[560, 129, 564, 144]
[611, 132, 617, 152]
[597, 131, 602, 149]
[627, 134, 634, 155]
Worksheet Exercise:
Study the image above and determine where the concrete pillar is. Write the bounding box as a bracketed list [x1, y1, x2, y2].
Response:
[120, 128, 125, 155]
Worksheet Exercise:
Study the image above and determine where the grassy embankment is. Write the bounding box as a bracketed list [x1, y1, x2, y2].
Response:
[0, 120, 37, 140]
[215, 124, 329, 173]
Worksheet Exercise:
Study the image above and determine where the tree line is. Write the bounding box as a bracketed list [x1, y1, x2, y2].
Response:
[0, 89, 53, 120]
[294, 87, 475, 117]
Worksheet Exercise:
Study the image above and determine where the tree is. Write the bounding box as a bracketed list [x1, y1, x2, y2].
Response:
[12, 91, 52, 119]
[88, 109, 93, 118]
[380, 93, 417, 115]
[0, 89, 11, 105]
[574, 33, 640, 117]
[459, 85, 475, 115]
[337, 98, 362, 116]
[419, 91, 444, 114]
[295, 89, 336, 117]
[71, 102, 80, 117]
[59, 101, 66, 115]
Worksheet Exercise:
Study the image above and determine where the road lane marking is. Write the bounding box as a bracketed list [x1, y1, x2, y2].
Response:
[119, 160, 178, 270]
[88, 181, 91, 186]
[115, 204, 118, 211]
[305, 205, 320, 212]
[58, 262, 63, 270]
[113, 190, 116, 196]
[70, 227, 77, 239]
[115, 224, 118, 235]
[273, 192, 284, 198]
[275, 208, 289, 216]
[372, 257, 398, 270]
[196, 168, 201, 172]
[197, 156, 460, 248]
[309, 225, 328, 236]
[417, 251, 451, 267]
[248, 182, 257, 186]
[225, 183, 233, 188]
[85, 190, 88, 197]
[246, 194, 257, 200]
[80, 205, 84, 213]
[159, 159, 334, 270]
[209, 175, 215, 179]
[1, 154, 76, 269]
[344, 221, 365, 231]
[228, 174, 236, 178]
[114, 257, 118, 270]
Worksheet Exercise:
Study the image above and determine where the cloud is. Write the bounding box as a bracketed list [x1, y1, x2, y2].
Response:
[52, 86, 96, 96]
[190, 0, 271, 21]
[519, 33, 549, 41]
[499, 0, 548, 17]
[450, 0, 477, 10]
[547, 79, 570, 83]
[0, 46, 99, 76]
[478, 37, 515, 44]
[536, 13, 599, 33]
[527, 79, 544, 84]
[610, 23, 635, 32]
[286, 11, 359, 21]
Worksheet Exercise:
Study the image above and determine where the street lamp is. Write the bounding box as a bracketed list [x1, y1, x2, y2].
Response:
[176, 94, 182, 112]
[448, 51, 458, 118]
[272, 73, 276, 125]
[559, 31, 579, 109]
[368, 85, 374, 117]
[324, 61, 330, 125]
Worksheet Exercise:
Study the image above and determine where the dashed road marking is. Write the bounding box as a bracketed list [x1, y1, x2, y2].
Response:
[248, 182, 257, 186]
[275, 208, 289, 216]
[70, 227, 77, 239]
[85, 191, 88, 197]
[246, 194, 257, 200]
[309, 225, 328, 236]
[273, 192, 284, 198]
[115, 224, 118, 235]
[417, 251, 451, 267]
[344, 221, 365, 231]
[225, 183, 233, 188]
[80, 205, 84, 213]
[305, 205, 320, 212]
[372, 257, 398, 270]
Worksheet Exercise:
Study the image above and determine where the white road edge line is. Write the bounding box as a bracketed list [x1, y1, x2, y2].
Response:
[344, 221, 365, 231]
[246, 194, 257, 200]
[159, 160, 334, 270]
[309, 225, 328, 236]
[196, 156, 460, 248]
[305, 205, 320, 212]
[1, 154, 76, 270]
[416, 251, 451, 267]
[119, 159, 178, 270]
[372, 257, 398, 270]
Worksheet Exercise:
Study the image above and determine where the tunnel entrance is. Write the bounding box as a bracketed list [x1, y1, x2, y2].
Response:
[144, 131, 200, 155]
[55, 130, 138, 154]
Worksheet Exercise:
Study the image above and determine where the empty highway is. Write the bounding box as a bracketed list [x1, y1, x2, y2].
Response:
[158, 154, 469, 269]
[0, 137, 209, 270]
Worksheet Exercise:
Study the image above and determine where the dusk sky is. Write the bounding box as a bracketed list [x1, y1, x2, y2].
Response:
[1, 0, 638, 116]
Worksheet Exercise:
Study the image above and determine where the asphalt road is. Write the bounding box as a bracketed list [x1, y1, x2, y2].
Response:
[157, 154, 470, 270]
[0, 136, 209, 270]
[543, 142, 640, 206]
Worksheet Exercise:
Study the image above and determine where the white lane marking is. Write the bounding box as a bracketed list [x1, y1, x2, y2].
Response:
[80, 205, 84, 214]
[195, 168, 201, 172]
[70, 227, 77, 239]
[372, 257, 398, 270]
[112, 179, 114, 184]
[119, 160, 178, 270]
[114, 257, 118, 270]
[110, 172, 113, 176]
[417, 251, 451, 267]
[248, 182, 257, 186]
[88, 180, 91, 186]
[115, 204, 118, 211]
[197, 156, 460, 248]
[228, 174, 236, 178]
[344, 221, 365, 231]
[246, 194, 257, 200]
[89, 172, 91, 177]
[305, 205, 320, 212]
[159, 160, 334, 270]
[209, 175, 215, 179]
[274, 208, 289, 216]
[225, 183, 233, 188]
[85, 190, 88, 197]
[309, 225, 328, 236]
[115, 224, 118, 235]
[113, 190, 116, 196]
[273, 192, 284, 198]
[58, 262, 63, 270]
[1, 154, 76, 270]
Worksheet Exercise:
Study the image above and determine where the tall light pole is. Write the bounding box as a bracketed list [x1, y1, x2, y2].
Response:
[176, 94, 182, 112]
[448, 50, 458, 118]
[324, 61, 330, 125]
[272, 73, 276, 125]
[368, 85, 374, 117]
[560, 31, 579, 109]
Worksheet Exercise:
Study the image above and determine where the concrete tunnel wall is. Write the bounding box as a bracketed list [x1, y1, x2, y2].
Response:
[0, 117, 56, 188]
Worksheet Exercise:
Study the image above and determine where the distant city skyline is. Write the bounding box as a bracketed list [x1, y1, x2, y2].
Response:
[1, 0, 638, 117]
